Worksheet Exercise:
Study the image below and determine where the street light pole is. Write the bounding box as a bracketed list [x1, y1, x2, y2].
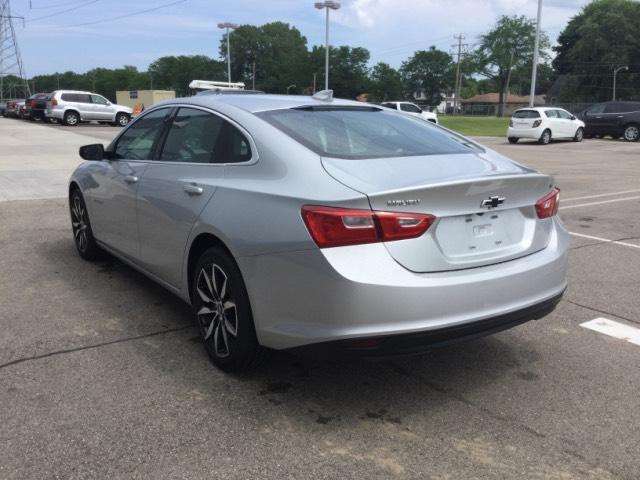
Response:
[529, 0, 543, 107]
[218, 22, 239, 87]
[613, 66, 628, 101]
[314, 1, 340, 91]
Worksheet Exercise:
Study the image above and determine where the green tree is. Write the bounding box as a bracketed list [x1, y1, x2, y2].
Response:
[368, 62, 403, 102]
[472, 15, 549, 116]
[400, 47, 454, 107]
[553, 0, 640, 102]
[147, 55, 225, 96]
[309, 45, 370, 99]
[221, 22, 311, 93]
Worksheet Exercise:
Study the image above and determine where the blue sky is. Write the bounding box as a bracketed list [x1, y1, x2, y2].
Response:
[14, 0, 592, 76]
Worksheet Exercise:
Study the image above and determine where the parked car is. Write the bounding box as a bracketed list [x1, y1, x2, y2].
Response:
[69, 93, 568, 372]
[381, 101, 439, 124]
[46, 90, 133, 126]
[25, 93, 51, 121]
[16, 100, 27, 119]
[577, 101, 640, 142]
[3, 99, 25, 118]
[507, 107, 585, 145]
[0, 102, 6, 116]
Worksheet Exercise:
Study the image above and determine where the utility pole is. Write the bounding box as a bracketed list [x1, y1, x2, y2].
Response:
[252, 60, 256, 90]
[313, 73, 317, 94]
[0, 0, 30, 101]
[529, 0, 543, 107]
[218, 22, 238, 87]
[314, 1, 341, 91]
[452, 34, 467, 115]
[613, 65, 628, 101]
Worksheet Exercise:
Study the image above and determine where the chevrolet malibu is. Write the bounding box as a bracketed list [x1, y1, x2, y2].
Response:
[69, 92, 568, 372]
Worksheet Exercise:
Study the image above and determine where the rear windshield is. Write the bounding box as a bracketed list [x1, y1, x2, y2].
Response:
[513, 110, 540, 119]
[257, 107, 472, 159]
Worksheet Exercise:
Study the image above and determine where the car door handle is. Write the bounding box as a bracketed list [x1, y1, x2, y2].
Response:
[124, 175, 139, 184]
[183, 184, 204, 196]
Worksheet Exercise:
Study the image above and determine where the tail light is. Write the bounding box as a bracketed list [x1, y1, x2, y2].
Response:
[535, 188, 560, 219]
[301, 205, 435, 248]
[532, 119, 542, 128]
[51, 98, 58, 107]
[509, 119, 514, 127]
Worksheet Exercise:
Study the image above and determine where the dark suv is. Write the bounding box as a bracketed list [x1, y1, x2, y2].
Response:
[25, 93, 51, 121]
[579, 101, 640, 142]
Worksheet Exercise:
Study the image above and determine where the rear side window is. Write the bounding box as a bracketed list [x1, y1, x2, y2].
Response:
[258, 107, 471, 159]
[61, 93, 91, 103]
[544, 110, 558, 118]
[114, 108, 170, 160]
[513, 110, 540, 119]
[400, 103, 421, 113]
[613, 102, 640, 113]
[556, 110, 573, 120]
[160, 108, 225, 163]
[159, 107, 253, 164]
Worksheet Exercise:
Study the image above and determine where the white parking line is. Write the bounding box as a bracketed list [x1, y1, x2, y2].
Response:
[569, 232, 640, 250]
[563, 189, 640, 202]
[580, 318, 640, 346]
[560, 195, 640, 210]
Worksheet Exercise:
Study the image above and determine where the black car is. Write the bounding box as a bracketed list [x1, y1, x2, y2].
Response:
[578, 101, 640, 142]
[25, 93, 51, 121]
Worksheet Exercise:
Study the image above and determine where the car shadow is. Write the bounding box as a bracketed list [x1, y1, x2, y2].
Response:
[41, 235, 541, 428]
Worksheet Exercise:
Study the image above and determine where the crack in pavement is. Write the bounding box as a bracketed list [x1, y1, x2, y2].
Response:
[0, 325, 195, 371]
[405, 365, 622, 479]
[565, 299, 639, 327]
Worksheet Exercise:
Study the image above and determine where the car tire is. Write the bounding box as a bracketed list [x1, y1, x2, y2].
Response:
[191, 246, 268, 373]
[114, 112, 130, 127]
[69, 188, 102, 261]
[573, 127, 584, 142]
[538, 129, 552, 145]
[63, 111, 80, 126]
[508, 137, 519, 144]
[623, 124, 639, 142]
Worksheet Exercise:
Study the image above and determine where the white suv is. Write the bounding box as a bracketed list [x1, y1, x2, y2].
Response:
[46, 90, 133, 127]
[381, 101, 439, 124]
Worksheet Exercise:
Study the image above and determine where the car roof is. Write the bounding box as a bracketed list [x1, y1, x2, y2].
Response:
[159, 93, 371, 114]
[55, 90, 92, 94]
[515, 107, 568, 112]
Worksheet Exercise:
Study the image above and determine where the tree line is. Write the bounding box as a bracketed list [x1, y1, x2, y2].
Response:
[3, 0, 639, 112]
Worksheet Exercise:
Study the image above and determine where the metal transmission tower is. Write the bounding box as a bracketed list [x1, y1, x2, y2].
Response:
[0, 0, 30, 101]
[452, 34, 468, 115]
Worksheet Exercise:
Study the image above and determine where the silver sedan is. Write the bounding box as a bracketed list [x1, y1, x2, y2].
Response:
[69, 92, 568, 372]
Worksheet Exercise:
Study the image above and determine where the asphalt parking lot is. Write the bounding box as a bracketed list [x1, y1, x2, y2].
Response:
[1, 117, 639, 479]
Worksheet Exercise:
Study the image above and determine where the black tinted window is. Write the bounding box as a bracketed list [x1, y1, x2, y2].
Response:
[400, 103, 421, 113]
[258, 107, 471, 159]
[513, 110, 540, 119]
[225, 122, 252, 163]
[615, 102, 640, 113]
[61, 94, 76, 102]
[160, 108, 225, 163]
[586, 103, 606, 115]
[114, 108, 169, 160]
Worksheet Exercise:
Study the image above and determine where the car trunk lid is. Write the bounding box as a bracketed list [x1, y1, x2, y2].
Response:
[322, 152, 555, 272]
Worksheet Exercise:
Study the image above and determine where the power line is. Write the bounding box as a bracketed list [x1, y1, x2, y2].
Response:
[28, 0, 91, 9]
[25, 0, 99, 22]
[59, 0, 188, 28]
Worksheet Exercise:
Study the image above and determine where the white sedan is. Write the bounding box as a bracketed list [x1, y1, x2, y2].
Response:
[507, 107, 585, 145]
[381, 101, 438, 124]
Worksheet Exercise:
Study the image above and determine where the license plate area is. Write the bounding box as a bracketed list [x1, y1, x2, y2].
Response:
[435, 209, 525, 259]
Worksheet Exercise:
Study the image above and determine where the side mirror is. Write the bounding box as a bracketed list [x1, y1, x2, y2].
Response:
[79, 143, 105, 161]
[570, 115, 576, 120]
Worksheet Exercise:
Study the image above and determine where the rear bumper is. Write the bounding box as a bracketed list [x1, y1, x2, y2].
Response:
[239, 218, 569, 350]
[291, 289, 564, 358]
[45, 109, 65, 120]
[507, 126, 545, 139]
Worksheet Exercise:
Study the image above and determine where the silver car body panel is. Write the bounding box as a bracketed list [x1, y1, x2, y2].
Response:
[69, 94, 569, 350]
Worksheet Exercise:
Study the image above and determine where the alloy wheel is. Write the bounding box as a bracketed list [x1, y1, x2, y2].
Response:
[118, 114, 129, 127]
[71, 195, 89, 252]
[624, 126, 639, 142]
[66, 113, 78, 126]
[196, 263, 238, 358]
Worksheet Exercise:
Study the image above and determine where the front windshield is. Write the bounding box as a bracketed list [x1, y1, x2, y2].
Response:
[257, 107, 473, 159]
